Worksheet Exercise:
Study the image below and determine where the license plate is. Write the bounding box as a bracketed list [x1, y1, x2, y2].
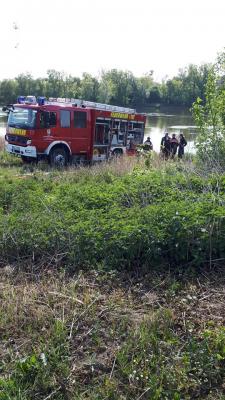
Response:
[12, 146, 21, 154]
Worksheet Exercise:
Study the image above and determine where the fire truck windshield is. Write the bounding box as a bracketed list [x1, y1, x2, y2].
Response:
[8, 107, 37, 129]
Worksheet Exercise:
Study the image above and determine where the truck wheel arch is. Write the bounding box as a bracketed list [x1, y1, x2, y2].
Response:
[45, 141, 72, 156]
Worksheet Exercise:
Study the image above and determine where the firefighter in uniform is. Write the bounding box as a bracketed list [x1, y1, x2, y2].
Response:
[170, 134, 179, 158]
[143, 137, 153, 151]
[161, 132, 171, 159]
[178, 133, 187, 159]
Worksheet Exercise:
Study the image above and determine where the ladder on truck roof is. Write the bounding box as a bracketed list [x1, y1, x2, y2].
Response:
[47, 97, 136, 114]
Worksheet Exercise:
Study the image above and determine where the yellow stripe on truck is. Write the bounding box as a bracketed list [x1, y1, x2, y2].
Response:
[8, 127, 27, 136]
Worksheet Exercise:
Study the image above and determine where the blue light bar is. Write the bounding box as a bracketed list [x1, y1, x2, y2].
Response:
[37, 97, 46, 106]
[17, 96, 26, 104]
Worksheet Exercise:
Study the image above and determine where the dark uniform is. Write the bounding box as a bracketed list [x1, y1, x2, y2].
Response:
[143, 137, 153, 151]
[178, 134, 187, 159]
[161, 133, 171, 159]
[170, 134, 179, 158]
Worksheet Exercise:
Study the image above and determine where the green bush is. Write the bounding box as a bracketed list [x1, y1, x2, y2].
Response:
[0, 167, 225, 270]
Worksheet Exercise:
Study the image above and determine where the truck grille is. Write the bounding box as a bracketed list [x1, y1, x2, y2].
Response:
[7, 135, 28, 146]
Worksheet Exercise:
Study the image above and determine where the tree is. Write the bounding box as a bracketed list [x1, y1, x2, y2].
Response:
[16, 73, 34, 95]
[193, 50, 225, 169]
[0, 79, 18, 104]
[161, 64, 211, 106]
[137, 72, 154, 105]
[0, 63, 214, 108]
[80, 73, 99, 101]
[98, 69, 136, 106]
[46, 69, 66, 97]
[64, 75, 81, 99]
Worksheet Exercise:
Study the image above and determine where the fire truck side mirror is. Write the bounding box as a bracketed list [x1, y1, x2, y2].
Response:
[2, 105, 14, 112]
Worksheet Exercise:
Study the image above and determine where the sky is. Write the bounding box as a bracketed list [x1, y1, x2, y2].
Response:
[0, 0, 224, 82]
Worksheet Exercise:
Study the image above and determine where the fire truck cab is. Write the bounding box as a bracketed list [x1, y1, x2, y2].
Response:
[4, 96, 146, 166]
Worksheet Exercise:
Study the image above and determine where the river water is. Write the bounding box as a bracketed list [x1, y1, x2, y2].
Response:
[0, 106, 197, 153]
[144, 106, 197, 153]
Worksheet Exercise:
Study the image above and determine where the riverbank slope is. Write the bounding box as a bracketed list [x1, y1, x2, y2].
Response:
[1, 154, 225, 399]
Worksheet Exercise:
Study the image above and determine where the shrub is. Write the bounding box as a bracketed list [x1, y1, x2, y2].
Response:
[0, 167, 225, 270]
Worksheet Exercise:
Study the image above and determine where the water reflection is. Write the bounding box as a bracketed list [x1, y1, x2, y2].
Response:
[144, 107, 198, 153]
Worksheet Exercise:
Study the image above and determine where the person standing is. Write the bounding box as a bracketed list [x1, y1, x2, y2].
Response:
[161, 132, 171, 160]
[170, 134, 179, 159]
[178, 133, 187, 159]
[143, 136, 153, 151]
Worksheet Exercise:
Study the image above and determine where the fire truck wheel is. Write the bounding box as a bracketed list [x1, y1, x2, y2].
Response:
[49, 146, 69, 167]
[112, 148, 123, 157]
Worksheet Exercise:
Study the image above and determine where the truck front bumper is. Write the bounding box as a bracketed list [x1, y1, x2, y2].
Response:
[6, 143, 37, 158]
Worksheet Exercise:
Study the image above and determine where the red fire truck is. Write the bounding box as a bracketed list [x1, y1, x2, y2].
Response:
[4, 96, 146, 166]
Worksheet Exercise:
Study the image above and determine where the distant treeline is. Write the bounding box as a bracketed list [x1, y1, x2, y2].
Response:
[0, 64, 211, 108]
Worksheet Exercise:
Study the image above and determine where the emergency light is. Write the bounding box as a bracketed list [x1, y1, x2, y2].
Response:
[37, 97, 46, 106]
[17, 96, 37, 105]
[17, 96, 26, 104]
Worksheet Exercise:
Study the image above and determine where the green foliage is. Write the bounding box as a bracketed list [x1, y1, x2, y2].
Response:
[193, 50, 225, 169]
[162, 63, 211, 106]
[0, 164, 225, 270]
[0, 321, 69, 399]
[0, 63, 211, 107]
[115, 310, 225, 399]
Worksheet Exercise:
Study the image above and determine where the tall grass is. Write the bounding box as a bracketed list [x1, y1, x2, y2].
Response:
[0, 136, 5, 151]
[1, 268, 225, 399]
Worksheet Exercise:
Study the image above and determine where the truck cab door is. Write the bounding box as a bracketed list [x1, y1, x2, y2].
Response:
[71, 110, 91, 159]
[36, 111, 58, 152]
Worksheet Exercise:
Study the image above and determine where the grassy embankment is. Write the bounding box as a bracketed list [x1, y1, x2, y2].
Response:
[1, 149, 225, 399]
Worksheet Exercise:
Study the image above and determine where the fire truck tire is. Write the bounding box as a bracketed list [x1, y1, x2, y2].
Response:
[112, 148, 123, 157]
[49, 146, 69, 167]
